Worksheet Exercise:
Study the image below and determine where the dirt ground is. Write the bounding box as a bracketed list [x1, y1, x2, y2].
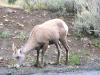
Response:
[0, 7, 100, 75]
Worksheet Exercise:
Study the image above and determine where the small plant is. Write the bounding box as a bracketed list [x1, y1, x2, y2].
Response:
[22, 0, 34, 11]
[96, 64, 100, 69]
[93, 39, 100, 47]
[8, 0, 17, 4]
[74, 31, 84, 38]
[33, 0, 47, 10]
[17, 32, 27, 41]
[69, 52, 80, 65]
[0, 31, 10, 38]
[47, 0, 65, 12]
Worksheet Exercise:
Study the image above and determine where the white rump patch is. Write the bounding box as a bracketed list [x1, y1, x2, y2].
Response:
[62, 21, 68, 35]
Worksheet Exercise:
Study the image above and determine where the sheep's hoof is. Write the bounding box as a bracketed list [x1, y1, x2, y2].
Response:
[34, 63, 46, 68]
[34, 63, 43, 68]
[52, 62, 59, 65]
[34, 63, 40, 67]
[40, 62, 47, 67]
[65, 62, 68, 65]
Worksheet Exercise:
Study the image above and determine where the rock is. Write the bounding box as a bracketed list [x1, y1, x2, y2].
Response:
[14, 64, 20, 68]
[6, 8, 16, 13]
[8, 64, 20, 69]
[0, 23, 3, 26]
[68, 33, 71, 36]
[17, 23, 24, 27]
[68, 40, 71, 42]
[3, 16, 6, 18]
[4, 19, 9, 22]
[0, 57, 4, 61]
[1, 48, 4, 50]
[48, 45, 50, 48]
[54, 50, 58, 54]
[48, 61, 55, 64]
[21, 16, 24, 19]
[22, 63, 31, 67]
[7, 65, 13, 68]
[11, 20, 15, 23]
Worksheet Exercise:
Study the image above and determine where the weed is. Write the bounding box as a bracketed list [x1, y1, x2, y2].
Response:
[96, 64, 100, 69]
[74, 31, 84, 38]
[47, 0, 65, 12]
[0, 0, 21, 8]
[93, 39, 100, 47]
[22, 0, 34, 11]
[69, 52, 80, 65]
[8, 0, 17, 4]
[17, 32, 27, 41]
[33, 0, 47, 10]
[23, 0, 47, 11]
[0, 31, 10, 38]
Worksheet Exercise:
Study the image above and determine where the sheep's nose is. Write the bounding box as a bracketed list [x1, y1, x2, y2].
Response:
[16, 56, 20, 59]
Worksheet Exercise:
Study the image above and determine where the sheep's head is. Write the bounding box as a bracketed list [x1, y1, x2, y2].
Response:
[12, 43, 25, 65]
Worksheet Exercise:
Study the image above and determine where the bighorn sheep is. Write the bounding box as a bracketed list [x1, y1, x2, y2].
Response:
[12, 19, 69, 67]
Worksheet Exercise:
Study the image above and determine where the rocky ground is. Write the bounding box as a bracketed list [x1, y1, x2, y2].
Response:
[0, 7, 100, 75]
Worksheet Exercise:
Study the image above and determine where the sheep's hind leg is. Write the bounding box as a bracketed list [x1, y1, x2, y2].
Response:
[60, 38, 69, 65]
[54, 42, 61, 65]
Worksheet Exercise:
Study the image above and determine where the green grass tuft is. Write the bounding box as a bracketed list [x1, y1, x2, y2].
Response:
[93, 39, 100, 47]
[0, 31, 10, 38]
[69, 52, 81, 65]
[47, 0, 65, 11]
[17, 32, 27, 41]
[33, 1, 47, 10]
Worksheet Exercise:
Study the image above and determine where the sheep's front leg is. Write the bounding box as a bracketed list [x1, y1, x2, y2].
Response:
[34, 50, 40, 67]
[55, 42, 61, 64]
[41, 42, 48, 67]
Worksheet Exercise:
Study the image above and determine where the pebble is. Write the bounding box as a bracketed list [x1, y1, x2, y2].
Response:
[8, 64, 20, 69]
[0, 23, 3, 25]
[17, 23, 24, 27]
[0, 57, 4, 61]
[4, 19, 9, 22]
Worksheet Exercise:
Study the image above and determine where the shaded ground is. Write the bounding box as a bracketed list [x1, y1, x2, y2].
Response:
[0, 7, 100, 75]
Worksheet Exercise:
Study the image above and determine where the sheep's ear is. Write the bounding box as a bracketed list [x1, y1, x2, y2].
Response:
[12, 42, 17, 52]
